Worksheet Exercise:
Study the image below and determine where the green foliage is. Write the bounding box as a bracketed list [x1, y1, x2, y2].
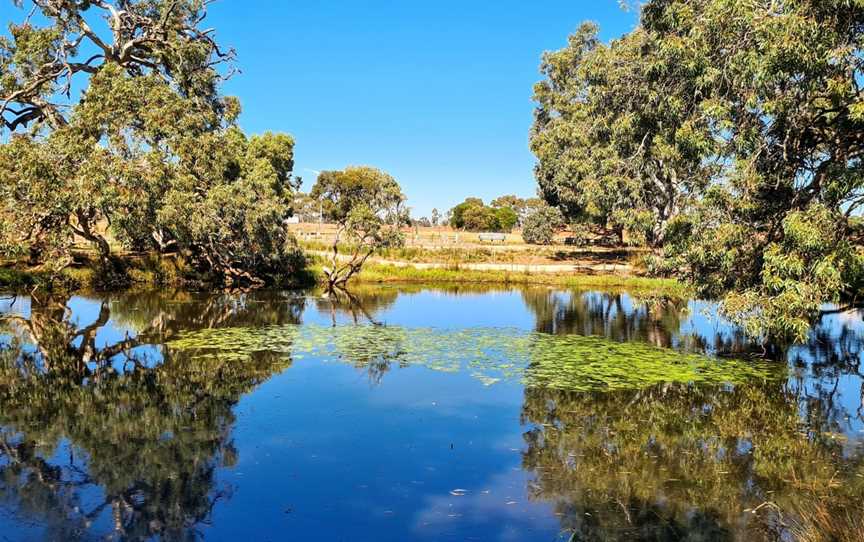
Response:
[449, 197, 520, 232]
[537, 0, 864, 339]
[0, 1, 304, 287]
[647, 0, 864, 340]
[310, 166, 408, 289]
[490, 194, 524, 211]
[522, 205, 564, 245]
[449, 197, 485, 229]
[530, 22, 712, 246]
[494, 206, 518, 232]
[156, 129, 305, 286]
[706, 205, 864, 340]
[312, 166, 406, 223]
[461, 204, 498, 231]
[491, 194, 541, 227]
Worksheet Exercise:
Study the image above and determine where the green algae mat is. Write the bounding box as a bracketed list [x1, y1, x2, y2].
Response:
[168, 323, 780, 391]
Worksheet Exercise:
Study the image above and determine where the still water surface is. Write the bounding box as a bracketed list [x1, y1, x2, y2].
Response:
[0, 285, 862, 541]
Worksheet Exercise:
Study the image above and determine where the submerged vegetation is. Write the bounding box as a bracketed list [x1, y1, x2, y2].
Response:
[167, 322, 779, 391]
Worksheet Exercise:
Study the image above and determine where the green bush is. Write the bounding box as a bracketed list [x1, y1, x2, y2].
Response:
[522, 207, 564, 245]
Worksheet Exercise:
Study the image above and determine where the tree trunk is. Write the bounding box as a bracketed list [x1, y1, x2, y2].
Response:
[71, 211, 111, 264]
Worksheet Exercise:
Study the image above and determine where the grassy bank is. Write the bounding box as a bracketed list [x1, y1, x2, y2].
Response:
[2, 252, 686, 298]
[0, 266, 95, 293]
[348, 262, 689, 297]
[0, 252, 312, 294]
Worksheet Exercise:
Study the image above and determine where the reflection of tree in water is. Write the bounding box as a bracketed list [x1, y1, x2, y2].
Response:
[520, 382, 864, 541]
[523, 289, 864, 435]
[521, 289, 774, 358]
[313, 285, 400, 327]
[521, 289, 686, 347]
[788, 313, 864, 433]
[312, 286, 403, 382]
[0, 292, 304, 541]
[313, 283, 517, 327]
[109, 289, 307, 341]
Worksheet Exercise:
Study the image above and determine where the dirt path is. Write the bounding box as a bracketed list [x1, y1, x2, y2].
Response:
[307, 251, 635, 275]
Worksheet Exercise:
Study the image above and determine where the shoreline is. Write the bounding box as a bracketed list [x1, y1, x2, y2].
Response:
[352, 263, 686, 296]
[0, 254, 687, 298]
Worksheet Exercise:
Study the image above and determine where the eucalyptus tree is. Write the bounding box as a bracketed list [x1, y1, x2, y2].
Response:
[309, 166, 407, 292]
[643, 0, 864, 340]
[534, 0, 864, 339]
[0, 0, 302, 286]
[155, 129, 304, 287]
[521, 204, 563, 245]
[531, 22, 713, 247]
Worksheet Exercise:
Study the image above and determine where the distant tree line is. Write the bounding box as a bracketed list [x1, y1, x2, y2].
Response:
[446, 195, 546, 233]
[531, 0, 864, 339]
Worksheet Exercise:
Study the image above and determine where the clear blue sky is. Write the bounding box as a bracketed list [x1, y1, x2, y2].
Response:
[2, 1, 638, 217]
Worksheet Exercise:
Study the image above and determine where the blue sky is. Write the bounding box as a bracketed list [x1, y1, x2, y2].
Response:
[2, 1, 638, 217]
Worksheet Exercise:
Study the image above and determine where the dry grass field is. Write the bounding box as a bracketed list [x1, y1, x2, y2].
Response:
[290, 222, 650, 271]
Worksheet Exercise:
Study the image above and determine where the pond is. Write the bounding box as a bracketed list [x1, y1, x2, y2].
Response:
[0, 284, 862, 541]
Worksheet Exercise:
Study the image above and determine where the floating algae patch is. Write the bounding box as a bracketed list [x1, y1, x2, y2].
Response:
[522, 335, 778, 391]
[167, 324, 781, 391]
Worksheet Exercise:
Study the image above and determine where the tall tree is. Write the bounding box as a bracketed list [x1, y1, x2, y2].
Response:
[530, 22, 714, 246]
[535, 1, 864, 339]
[0, 0, 302, 286]
[644, 0, 864, 340]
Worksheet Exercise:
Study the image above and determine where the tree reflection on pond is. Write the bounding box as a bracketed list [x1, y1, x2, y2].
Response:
[520, 382, 864, 541]
[0, 286, 862, 541]
[0, 292, 305, 541]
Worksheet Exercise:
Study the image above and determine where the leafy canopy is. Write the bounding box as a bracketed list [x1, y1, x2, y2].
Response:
[531, 21, 713, 246]
[522, 204, 564, 245]
[448, 197, 521, 232]
[0, 0, 303, 286]
[310, 166, 407, 290]
[534, 0, 864, 339]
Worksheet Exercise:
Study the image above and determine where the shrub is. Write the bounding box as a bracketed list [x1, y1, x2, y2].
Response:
[522, 207, 564, 245]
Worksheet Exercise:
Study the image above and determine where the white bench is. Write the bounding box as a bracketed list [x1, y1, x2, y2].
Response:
[478, 233, 506, 244]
